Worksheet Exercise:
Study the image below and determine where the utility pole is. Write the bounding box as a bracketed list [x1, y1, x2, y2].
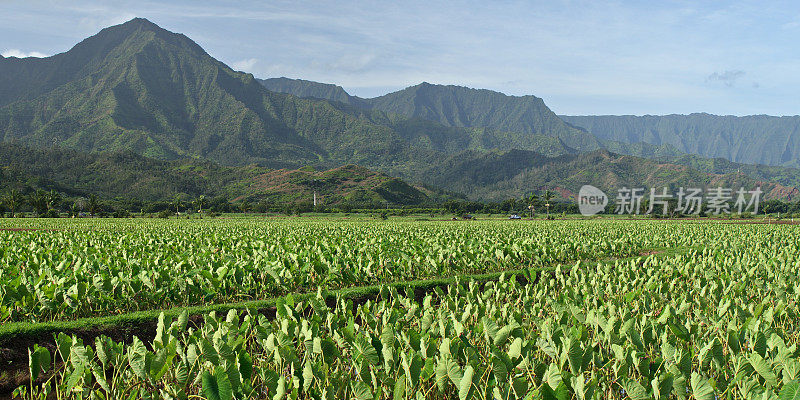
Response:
[313, 179, 319, 208]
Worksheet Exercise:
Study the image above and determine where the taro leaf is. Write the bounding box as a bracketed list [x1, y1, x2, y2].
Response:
[494, 325, 513, 347]
[436, 357, 448, 391]
[727, 330, 741, 355]
[263, 370, 279, 394]
[538, 337, 559, 360]
[447, 357, 464, 388]
[651, 373, 673, 400]
[321, 338, 340, 366]
[355, 334, 380, 367]
[175, 361, 189, 386]
[483, 317, 499, 343]
[669, 367, 687, 400]
[95, 337, 109, 367]
[568, 340, 583, 375]
[149, 343, 176, 381]
[381, 325, 396, 369]
[508, 337, 523, 360]
[177, 309, 189, 331]
[512, 377, 530, 399]
[754, 331, 767, 358]
[545, 362, 563, 389]
[202, 338, 219, 365]
[660, 342, 676, 363]
[91, 364, 110, 393]
[491, 351, 509, 383]
[707, 338, 724, 370]
[302, 358, 314, 392]
[394, 374, 406, 400]
[239, 352, 253, 382]
[668, 321, 690, 342]
[70, 343, 89, 368]
[748, 353, 778, 388]
[542, 381, 568, 400]
[459, 365, 474, 400]
[128, 337, 148, 380]
[28, 345, 51, 382]
[273, 376, 286, 400]
[408, 353, 423, 387]
[622, 378, 651, 400]
[779, 381, 800, 400]
[690, 372, 715, 400]
[353, 381, 373, 400]
[154, 312, 167, 348]
[202, 367, 233, 400]
[64, 362, 85, 392]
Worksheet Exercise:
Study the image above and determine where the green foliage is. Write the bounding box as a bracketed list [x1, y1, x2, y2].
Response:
[12, 222, 800, 399]
[0, 218, 674, 323]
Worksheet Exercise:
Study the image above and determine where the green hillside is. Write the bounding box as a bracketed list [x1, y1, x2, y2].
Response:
[0, 143, 435, 206]
[562, 114, 800, 167]
[420, 149, 798, 201]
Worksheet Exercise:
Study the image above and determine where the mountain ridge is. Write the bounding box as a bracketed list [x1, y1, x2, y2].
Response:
[259, 77, 604, 152]
[3, 18, 800, 204]
[562, 114, 800, 167]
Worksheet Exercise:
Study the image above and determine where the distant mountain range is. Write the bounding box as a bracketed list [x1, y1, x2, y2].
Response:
[2, 18, 799, 203]
[561, 114, 800, 168]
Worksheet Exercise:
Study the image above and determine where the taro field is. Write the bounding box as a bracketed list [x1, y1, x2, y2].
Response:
[0, 218, 798, 400]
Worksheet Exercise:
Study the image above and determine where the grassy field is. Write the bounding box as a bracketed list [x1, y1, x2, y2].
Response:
[0, 216, 798, 399]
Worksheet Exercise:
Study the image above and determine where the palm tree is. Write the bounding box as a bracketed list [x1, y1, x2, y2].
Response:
[544, 190, 554, 218]
[46, 190, 61, 212]
[526, 193, 539, 219]
[75, 197, 87, 213]
[194, 195, 207, 214]
[30, 190, 48, 216]
[87, 194, 100, 217]
[172, 194, 183, 217]
[3, 189, 22, 217]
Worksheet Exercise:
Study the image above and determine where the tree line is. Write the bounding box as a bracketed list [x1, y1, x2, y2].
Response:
[3, 188, 800, 218]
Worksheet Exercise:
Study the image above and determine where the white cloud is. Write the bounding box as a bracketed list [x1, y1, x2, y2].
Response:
[2, 49, 48, 58]
[231, 58, 257, 72]
[707, 70, 746, 87]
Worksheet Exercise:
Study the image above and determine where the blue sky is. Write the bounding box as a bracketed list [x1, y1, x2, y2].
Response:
[2, 0, 799, 116]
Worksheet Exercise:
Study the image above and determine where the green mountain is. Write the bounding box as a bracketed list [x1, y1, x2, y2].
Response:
[424, 149, 798, 201]
[3, 18, 800, 205]
[0, 18, 432, 168]
[258, 78, 602, 152]
[562, 114, 800, 167]
[0, 142, 435, 206]
[368, 83, 602, 151]
[0, 18, 579, 172]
